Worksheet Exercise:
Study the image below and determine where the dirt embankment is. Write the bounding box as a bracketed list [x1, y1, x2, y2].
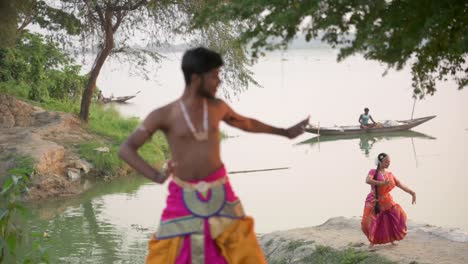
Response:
[0, 94, 100, 199]
[260, 217, 468, 264]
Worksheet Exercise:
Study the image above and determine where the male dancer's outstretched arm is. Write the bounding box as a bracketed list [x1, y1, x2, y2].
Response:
[220, 100, 309, 139]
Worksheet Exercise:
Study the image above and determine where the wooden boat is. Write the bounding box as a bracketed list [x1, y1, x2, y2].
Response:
[102, 95, 135, 103]
[100, 91, 140, 104]
[305, 116, 436, 136]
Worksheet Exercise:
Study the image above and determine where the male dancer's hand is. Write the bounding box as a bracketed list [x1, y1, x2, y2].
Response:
[411, 191, 417, 204]
[162, 160, 177, 177]
[285, 116, 310, 139]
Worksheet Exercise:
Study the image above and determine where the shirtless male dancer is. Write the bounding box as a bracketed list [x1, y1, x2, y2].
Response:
[119, 47, 310, 263]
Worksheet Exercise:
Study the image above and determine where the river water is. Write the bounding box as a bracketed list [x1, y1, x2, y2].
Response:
[27, 47, 468, 263]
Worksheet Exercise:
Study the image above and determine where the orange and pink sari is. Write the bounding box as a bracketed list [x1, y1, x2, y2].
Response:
[146, 166, 266, 264]
[361, 169, 407, 244]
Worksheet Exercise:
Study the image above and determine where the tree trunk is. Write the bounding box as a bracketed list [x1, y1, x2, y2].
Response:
[0, 0, 18, 47]
[79, 9, 116, 122]
[79, 46, 112, 121]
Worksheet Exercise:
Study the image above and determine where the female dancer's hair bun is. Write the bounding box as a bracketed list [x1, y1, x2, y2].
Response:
[375, 153, 388, 166]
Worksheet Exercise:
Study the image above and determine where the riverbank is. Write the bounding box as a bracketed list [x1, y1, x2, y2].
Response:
[0, 94, 168, 200]
[260, 216, 468, 264]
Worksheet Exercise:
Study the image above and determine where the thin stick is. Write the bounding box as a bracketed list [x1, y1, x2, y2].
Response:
[228, 167, 290, 174]
[317, 121, 321, 151]
[411, 137, 419, 168]
[411, 97, 417, 120]
[318, 135, 321, 152]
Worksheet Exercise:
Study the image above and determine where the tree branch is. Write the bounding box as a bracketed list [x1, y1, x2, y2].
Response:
[113, 0, 149, 12]
[112, 46, 127, 53]
[17, 1, 38, 33]
[82, 0, 103, 32]
[113, 11, 124, 33]
[94, 2, 106, 27]
[103, 8, 114, 47]
[17, 14, 34, 32]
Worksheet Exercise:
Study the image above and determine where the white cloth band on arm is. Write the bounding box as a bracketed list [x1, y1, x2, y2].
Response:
[137, 124, 151, 135]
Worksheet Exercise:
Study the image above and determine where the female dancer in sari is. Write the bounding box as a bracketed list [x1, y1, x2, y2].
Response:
[361, 153, 417, 247]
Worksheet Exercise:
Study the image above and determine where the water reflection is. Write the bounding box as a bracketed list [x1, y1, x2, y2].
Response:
[28, 176, 147, 221]
[21, 47, 468, 263]
[298, 130, 436, 157]
[25, 177, 151, 263]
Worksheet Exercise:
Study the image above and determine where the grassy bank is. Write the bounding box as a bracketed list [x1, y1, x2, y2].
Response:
[300, 245, 396, 264]
[267, 239, 397, 264]
[45, 99, 169, 176]
[80, 104, 169, 175]
[0, 87, 169, 176]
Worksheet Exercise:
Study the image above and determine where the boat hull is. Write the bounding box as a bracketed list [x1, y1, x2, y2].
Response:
[305, 116, 436, 135]
[102, 95, 136, 104]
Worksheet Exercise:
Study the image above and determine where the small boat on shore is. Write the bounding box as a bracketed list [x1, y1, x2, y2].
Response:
[305, 115, 436, 136]
[100, 91, 140, 104]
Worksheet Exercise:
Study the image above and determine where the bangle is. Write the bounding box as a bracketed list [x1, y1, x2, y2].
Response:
[152, 170, 168, 183]
[153, 170, 168, 183]
[137, 124, 151, 136]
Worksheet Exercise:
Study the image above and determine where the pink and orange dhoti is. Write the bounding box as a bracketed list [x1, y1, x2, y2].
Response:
[146, 166, 266, 263]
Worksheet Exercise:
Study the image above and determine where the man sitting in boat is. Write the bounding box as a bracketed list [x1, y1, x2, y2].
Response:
[359, 108, 377, 129]
[97, 90, 104, 102]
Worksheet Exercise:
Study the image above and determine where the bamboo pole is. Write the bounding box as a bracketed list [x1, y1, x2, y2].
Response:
[228, 167, 290, 174]
[411, 97, 417, 120]
[411, 137, 419, 168]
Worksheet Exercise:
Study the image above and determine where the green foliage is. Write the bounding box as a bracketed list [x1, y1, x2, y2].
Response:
[264, 238, 274, 248]
[267, 240, 395, 264]
[59, 1, 255, 108]
[88, 106, 141, 142]
[0, 0, 81, 48]
[171, 1, 260, 99]
[0, 81, 30, 99]
[285, 239, 314, 251]
[300, 245, 395, 264]
[79, 141, 122, 174]
[0, 0, 18, 48]
[0, 157, 50, 264]
[194, 0, 468, 97]
[45, 66, 86, 100]
[79, 105, 169, 174]
[0, 32, 86, 102]
[24, 0, 81, 35]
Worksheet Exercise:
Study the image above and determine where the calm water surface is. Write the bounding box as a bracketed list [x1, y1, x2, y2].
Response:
[28, 48, 468, 263]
